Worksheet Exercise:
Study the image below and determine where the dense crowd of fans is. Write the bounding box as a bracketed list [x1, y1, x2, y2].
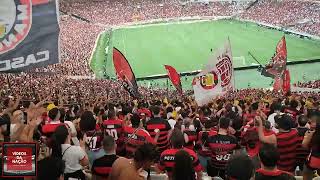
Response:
[0, 88, 320, 180]
[0, 1, 320, 179]
[240, 0, 320, 36]
[295, 80, 320, 89]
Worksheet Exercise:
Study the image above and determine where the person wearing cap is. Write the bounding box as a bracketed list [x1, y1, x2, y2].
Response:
[257, 114, 299, 173]
[225, 154, 255, 180]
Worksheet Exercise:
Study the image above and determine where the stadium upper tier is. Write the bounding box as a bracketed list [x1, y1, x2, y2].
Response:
[21, 0, 320, 77]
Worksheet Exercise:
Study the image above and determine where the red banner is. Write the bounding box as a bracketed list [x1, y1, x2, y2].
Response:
[113, 48, 139, 98]
[282, 69, 291, 94]
[164, 65, 182, 94]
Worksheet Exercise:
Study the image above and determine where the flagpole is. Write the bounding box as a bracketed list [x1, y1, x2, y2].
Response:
[248, 52, 263, 66]
[228, 37, 236, 91]
[166, 78, 169, 97]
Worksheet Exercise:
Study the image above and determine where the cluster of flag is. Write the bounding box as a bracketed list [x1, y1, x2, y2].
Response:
[112, 36, 290, 106]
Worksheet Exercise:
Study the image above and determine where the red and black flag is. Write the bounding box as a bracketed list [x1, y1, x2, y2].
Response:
[259, 36, 288, 92]
[164, 65, 182, 94]
[113, 48, 139, 98]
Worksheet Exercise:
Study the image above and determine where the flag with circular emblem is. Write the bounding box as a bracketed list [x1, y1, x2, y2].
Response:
[193, 39, 234, 106]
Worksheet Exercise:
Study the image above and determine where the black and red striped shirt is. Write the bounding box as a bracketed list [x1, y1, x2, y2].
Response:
[103, 119, 125, 153]
[124, 126, 155, 158]
[146, 117, 171, 153]
[91, 154, 119, 179]
[296, 127, 309, 165]
[255, 168, 295, 180]
[158, 147, 202, 177]
[183, 129, 198, 150]
[307, 138, 320, 170]
[276, 129, 299, 172]
[197, 130, 217, 157]
[207, 134, 238, 170]
[85, 130, 104, 151]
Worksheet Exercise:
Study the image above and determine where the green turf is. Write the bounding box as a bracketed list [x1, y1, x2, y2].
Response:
[90, 19, 320, 89]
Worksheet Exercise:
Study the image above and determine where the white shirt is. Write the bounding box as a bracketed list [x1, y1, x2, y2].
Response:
[267, 112, 284, 133]
[61, 144, 86, 173]
[168, 119, 176, 129]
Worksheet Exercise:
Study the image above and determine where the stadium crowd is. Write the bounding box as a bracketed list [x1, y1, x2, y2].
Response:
[1, 85, 320, 179]
[1, 0, 320, 179]
[295, 80, 320, 89]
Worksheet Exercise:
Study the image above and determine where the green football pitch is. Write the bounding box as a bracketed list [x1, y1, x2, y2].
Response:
[90, 19, 320, 89]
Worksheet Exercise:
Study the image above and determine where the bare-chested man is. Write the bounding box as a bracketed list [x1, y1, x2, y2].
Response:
[109, 143, 157, 180]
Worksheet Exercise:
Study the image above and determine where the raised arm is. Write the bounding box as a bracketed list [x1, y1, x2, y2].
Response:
[256, 116, 277, 145]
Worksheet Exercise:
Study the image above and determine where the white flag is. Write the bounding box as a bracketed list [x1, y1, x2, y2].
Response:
[192, 40, 234, 106]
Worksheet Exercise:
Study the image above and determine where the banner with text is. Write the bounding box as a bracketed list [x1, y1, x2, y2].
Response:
[0, 0, 60, 72]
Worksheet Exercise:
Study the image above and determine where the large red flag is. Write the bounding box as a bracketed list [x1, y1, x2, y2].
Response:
[265, 36, 287, 78]
[113, 48, 139, 98]
[164, 65, 182, 94]
[260, 36, 287, 92]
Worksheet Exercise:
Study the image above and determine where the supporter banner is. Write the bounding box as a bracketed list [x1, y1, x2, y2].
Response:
[164, 65, 182, 94]
[2, 143, 37, 177]
[113, 47, 139, 98]
[192, 39, 234, 106]
[0, 0, 60, 72]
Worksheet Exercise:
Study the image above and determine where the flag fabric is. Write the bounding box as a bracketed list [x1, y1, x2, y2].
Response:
[0, 0, 60, 72]
[164, 65, 182, 94]
[192, 40, 234, 106]
[282, 69, 291, 94]
[113, 48, 139, 98]
[259, 36, 288, 92]
[261, 36, 287, 79]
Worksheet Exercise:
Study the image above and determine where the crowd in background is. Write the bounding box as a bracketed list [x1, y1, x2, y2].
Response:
[295, 80, 320, 89]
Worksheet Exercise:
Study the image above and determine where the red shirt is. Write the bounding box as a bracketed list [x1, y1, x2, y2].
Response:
[42, 122, 65, 136]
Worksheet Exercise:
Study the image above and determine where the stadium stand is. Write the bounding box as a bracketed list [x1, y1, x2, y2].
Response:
[0, 0, 320, 179]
